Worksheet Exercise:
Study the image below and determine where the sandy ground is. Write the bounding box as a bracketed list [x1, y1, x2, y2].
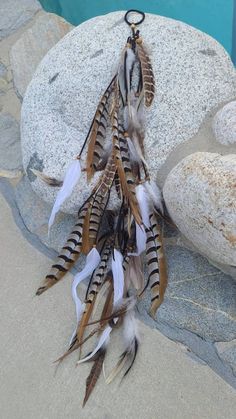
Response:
[1, 192, 236, 419]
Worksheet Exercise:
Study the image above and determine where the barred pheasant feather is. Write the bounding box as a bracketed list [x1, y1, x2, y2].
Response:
[36, 10, 168, 406]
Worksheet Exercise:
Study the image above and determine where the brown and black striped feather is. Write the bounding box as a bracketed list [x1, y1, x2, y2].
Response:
[136, 40, 155, 107]
[86, 76, 116, 181]
[145, 213, 167, 317]
[36, 202, 90, 295]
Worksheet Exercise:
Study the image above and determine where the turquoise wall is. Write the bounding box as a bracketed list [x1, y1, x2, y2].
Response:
[40, 0, 234, 57]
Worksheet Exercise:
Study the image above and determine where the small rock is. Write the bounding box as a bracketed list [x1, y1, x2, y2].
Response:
[10, 11, 73, 98]
[0, 0, 41, 40]
[21, 11, 236, 213]
[0, 113, 22, 170]
[163, 152, 236, 267]
[213, 101, 236, 145]
[215, 340, 236, 375]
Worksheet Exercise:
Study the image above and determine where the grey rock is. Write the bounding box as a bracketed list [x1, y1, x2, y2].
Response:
[0, 0, 41, 40]
[0, 63, 7, 79]
[10, 11, 73, 98]
[0, 113, 22, 170]
[21, 11, 236, 214]
[138, 245, 236, 342]
[163, 152, 236, 267]
[213, 101, 236, 145]
[215, 340, 236, 376]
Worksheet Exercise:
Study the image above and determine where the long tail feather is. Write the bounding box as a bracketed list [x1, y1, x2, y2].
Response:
[136, 40, 155, 107]
[145, 213, 168, 317]
[36, 201, 90, 295]
[86, 76, 116, 181]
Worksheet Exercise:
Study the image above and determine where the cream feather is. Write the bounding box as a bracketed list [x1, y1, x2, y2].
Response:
[112, 249, 124, 305]
[128, 222, 146, 256]
[135, 184, 151, 228]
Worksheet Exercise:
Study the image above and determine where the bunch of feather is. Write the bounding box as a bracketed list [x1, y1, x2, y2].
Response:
[36, 28, 168, 406]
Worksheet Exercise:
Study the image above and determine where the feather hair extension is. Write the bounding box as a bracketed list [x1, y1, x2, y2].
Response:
[48, 158, 81, 231]
[36, 11, 169, 406]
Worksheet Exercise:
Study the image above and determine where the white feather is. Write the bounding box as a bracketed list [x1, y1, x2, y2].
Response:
[126, 48, 135, 94]
[144, 180, 163, 214]
[72, 247, 101, 321]
[128, 222, 146, 256]
[76, 325, 112, 365]
[127, 137, 140, 162]
[112, 249, 124, 305]
[48, 159, 81, 231]
[135, 184, 151, 228]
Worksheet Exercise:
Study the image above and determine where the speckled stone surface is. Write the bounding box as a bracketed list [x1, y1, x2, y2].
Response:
[163, 152, 236, 266]
[0, 0, 41, 40]
[213, 101, 236, 145]
[10, 12, 73, 98]
[21, 11, 236, 214]
[0, 113, 22, 170]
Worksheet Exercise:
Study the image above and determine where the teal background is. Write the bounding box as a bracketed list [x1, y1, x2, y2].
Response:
[39, 0, 234, 58]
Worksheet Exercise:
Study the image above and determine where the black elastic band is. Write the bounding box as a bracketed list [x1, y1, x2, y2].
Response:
[124, 9, 145, 26]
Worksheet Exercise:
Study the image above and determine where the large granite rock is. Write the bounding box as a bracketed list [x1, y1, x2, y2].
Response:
[21, 11, 236, 215]
[163, 152, 236, 267]
[213, 101, 236, 145]
[0, 0, 41, 40]
[10, 12, 73, 98]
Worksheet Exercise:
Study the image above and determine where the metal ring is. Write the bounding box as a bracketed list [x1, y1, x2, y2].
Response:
[124, 9, 145, 26]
